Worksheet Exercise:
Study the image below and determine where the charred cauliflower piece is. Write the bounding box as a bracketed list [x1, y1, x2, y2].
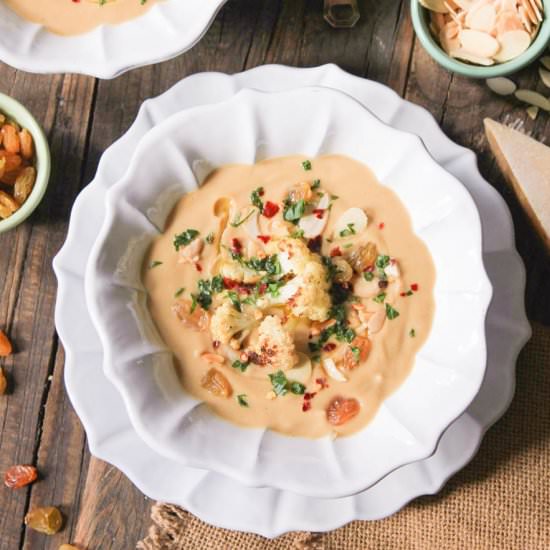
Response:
[287, 262, 331, 322]
[266, 237, 331, 322]
[219, 261, 263, 285]
[210, 299, 257, 345]
[249, 315, 298, 371]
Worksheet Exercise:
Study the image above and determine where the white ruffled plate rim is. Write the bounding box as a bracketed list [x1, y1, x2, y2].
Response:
[53, 64, 531, 537]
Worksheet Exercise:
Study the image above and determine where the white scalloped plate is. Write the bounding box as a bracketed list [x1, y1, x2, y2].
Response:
[0, 0, 227, 79]
[53, 65, 530, 536]
[85, 86, 492, 498]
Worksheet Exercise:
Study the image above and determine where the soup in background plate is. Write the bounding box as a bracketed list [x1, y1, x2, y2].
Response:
[5, 0, 159, 36]
[142, 154, 436, 439]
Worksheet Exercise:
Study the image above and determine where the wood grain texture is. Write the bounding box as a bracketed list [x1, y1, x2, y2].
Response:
[0, 0, 548, 548]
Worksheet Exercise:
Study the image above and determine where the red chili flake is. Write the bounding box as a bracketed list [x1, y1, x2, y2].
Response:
[316, 377, 328, 389]
[259, 188, 265, 196]
[223, 277, 239, 289]
[231, 238, 242, 254]
[238, 286, 251, 295]
[411, 283, 419, 292]
[257, 235, 271, 244]
[307, 235, 322, 253]
[312, 208, 325, 219]
[330, 247, 342, 257]
[258, 283, 267, 295]
[304, 392, 317, 401]
[323, 343, 337, 352]
[262, 201, 280, 218]
[378, 222, 385, 229]
[400, 292, 407, 297]
[195, 263, 202, 272]
[302, 401, 312, 412]
[212, 340, 220, 349]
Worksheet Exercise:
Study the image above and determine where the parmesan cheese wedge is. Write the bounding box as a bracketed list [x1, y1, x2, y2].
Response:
[484, 118, 550, 250]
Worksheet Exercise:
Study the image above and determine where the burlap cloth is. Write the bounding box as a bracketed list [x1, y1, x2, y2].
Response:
[138, 323, 549, 550]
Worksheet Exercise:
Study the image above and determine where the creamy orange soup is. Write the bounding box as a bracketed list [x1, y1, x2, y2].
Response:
[143, 155, 436, 439]
[5, 0, 160, 36]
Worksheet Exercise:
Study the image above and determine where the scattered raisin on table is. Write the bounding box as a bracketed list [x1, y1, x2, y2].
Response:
[0, 329, 12, 356]
[0, 367, 7, 395]
[24, 506, 63, 535]
[4, 464, 38, 489]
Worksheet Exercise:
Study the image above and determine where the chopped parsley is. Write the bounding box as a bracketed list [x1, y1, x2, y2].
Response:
[243, 254, 282, 276]
[230, 209, 255, 228]
[302, 160, 312, 171]
[149, 260, 163, 269]
[409, 328, 416, 338]
[173, 229, 199, 251]
[339, 223, 356, 238]
[237, 394, 249, 407]
[373, 292, 386, 304]
[363, 271, 374, 282]
[283, 199, 306, 223]
[174, 287, 185, 298]
[351, 346, 361, 362]
[308, 303, 355, 353]
[385, 303, 400, 320]
[211, 275, 224, 293]
[322, 256, 338, 282]
[191, 275, 224, 311]
[311, 179, 321, 190]
[205, 232, 215, 244]
[268, 370, 306, 396]
[227, 290, 242, 312]
[290, 228, 305, 239]
[251, 187, 264, 212]
[375, 254, 390, 270]
[232, 360, 249, 372]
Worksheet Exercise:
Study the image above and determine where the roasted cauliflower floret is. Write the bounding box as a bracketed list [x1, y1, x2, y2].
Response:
[267, 237, 312, 275]
[287, 261, 331, 322]
[219, 260, 262, 285]
[249, 315, 298, 371]
[209, 300, 257, 345]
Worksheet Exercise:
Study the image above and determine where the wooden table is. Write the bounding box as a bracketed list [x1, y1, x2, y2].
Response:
[0, 1, 548, 548]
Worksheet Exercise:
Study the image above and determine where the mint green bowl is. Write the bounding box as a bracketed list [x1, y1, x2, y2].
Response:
[411, 0, 550, 78]
[0, 93, 50, 234]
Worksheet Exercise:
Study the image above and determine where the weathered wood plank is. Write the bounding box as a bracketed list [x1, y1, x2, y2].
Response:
[0, 70, 96, 549]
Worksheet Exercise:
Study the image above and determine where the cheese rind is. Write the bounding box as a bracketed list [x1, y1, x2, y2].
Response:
[484, 118, 550, 250]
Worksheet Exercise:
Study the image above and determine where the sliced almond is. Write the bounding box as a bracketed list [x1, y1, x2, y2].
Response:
[495, 10, 524, 35]
[466, 4, 496, 33]
[459, 29, 500, 57]
[514, 89, 550, 111]
[334, 207, 368, 238]
[367, 308, 386, 335]
[538, 67, 550, 89]
[540, 56, 550, 71]
[493, 30, 531, 62]
[451, 47, 495, 65]
[486, 76, 517, 95]
[526, 105, 539, 120]
[323, 357, 347, 382]
[243, 209, 260, 239]
[517, 5, 533, 33]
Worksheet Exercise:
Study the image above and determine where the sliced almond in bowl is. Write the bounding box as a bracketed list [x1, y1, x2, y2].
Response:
[459, 29, 500, 57]
[493, 30, 531, 62]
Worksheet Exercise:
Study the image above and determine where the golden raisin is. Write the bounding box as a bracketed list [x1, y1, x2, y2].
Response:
[201, 368, 232, 398]
[343, 336, 371, 370]
[4, 464, 38, 489]
[13, 166, 36, 205]
[348, 242, 377, 273]
[172, 299, 209, 332]
[25, 506, 63, 535]
[288, 182, 313, 203]
[0, 329, 12, 356]
[326, 397, 360, 426]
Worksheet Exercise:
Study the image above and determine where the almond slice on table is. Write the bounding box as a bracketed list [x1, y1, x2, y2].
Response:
[451, 47, 495, 65]
[486, 76, 517, 95]
[539, 67, 550, 88]
[459, 29, 500, 57]
[493, 30, 531, 62]
[466, 3, 496, 33]
[541, 56, 550, 71]
[484, 118, 550, 251]
[514, 89, 550, 111]
[526, 105, 539, 120]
